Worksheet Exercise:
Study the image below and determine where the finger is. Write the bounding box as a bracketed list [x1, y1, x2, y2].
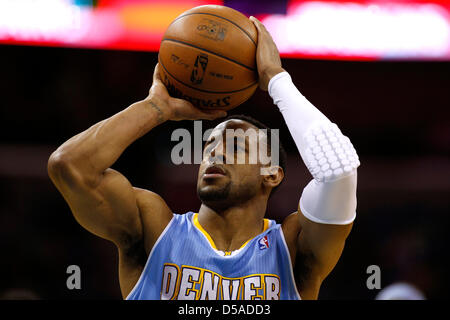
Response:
[197, 109, 227, 120]
[193, 108, 227, 120]
[250, 16, 268, 34]
[173, 98, 227, 120]
[249, 16, 262, 32]
[153, 63, 162, 82]
[249, 16, 260, 24]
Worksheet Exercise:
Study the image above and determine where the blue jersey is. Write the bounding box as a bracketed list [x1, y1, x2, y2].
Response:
[126, 212, 301, 300]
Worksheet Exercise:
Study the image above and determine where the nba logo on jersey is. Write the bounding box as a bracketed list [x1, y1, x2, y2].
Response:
[258, 236, 269, 250]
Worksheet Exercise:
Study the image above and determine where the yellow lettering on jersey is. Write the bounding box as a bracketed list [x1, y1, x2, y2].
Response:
[178, 266, 201, 299]
[221, 278, 241, 300]
[162, 263, 280, 300]
[243, 275, 263, 300]
[199, 270, 220, 300]
[161, 263, 180, 300]
[264, 275, 281, 300]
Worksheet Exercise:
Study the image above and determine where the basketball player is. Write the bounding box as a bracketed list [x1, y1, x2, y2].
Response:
[48, 17, 359, 300]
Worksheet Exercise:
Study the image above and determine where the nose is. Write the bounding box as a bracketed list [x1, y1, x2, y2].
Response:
[206, 140, 226, 164]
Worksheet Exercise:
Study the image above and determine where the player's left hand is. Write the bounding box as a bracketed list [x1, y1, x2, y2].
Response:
[250, 16, 285, 91]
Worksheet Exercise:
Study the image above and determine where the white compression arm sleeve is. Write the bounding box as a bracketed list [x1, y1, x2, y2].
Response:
[269, 71, 360, 225]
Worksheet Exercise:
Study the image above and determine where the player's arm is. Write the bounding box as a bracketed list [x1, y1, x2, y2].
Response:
[251, 17, 359, 299]
[47, 64, 227, 253]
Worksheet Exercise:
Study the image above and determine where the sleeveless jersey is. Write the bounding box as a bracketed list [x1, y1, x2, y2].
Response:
[126, 212, 301, 300]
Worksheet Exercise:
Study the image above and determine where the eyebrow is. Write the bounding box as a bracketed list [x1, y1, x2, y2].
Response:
[204, 128, 267, 151]
[204, 138, 214, 148]
[203, 135, 247, 151]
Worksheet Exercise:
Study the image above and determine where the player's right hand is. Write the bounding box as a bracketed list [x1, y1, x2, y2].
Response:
[148, 64, 227, 121]
[250, 16, 285, 91]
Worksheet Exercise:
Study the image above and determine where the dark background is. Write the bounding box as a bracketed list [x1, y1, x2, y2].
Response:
[0, 44, 449, 299]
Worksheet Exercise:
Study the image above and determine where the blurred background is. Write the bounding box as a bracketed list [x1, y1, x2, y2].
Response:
[0, 0, 449, 300]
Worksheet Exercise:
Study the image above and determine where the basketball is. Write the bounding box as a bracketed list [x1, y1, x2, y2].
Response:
[158, 5, 258, 111]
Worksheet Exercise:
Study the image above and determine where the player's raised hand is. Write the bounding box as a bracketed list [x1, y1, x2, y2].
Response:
[148, 64, 227, 121]
[249, 16, 285, 91]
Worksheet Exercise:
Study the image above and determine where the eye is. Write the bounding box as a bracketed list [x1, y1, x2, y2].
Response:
[234, 137, 239, 153]
[203, 141, 214, 157]
[232, 137, 246, 153]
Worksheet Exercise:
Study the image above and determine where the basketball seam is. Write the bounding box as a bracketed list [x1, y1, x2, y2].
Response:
[162, 38, 255, 72]
[170, 12, 257, 47]
[159, 57, 258, 94]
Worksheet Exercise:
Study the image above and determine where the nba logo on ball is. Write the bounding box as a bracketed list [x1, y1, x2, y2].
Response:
[158, 5, 258, 111]
[191, 54, 208, 84]
[258, 236, 269, 250]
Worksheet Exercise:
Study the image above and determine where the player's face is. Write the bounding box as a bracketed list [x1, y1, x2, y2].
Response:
[197, 120, 269, 209]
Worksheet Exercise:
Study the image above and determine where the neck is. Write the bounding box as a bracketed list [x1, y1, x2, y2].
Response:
[197, 194, 268, 252]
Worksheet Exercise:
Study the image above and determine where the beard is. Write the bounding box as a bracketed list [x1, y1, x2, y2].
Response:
[197, 178, 258, 211]
[197, 180, 232, 203]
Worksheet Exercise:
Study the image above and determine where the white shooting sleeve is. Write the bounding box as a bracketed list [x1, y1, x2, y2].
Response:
[268, 71, 360, 225]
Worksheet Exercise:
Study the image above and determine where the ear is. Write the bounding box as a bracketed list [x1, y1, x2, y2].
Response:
[261, 166, 284, 189]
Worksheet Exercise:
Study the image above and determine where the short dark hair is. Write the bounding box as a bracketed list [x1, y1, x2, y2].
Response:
[218, 114, 287, 195]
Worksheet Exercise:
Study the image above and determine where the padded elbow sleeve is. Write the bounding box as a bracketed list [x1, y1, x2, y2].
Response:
[269, 71, 359, 225]
[300, 172, 357, 225]
[299, 122, 359, 225]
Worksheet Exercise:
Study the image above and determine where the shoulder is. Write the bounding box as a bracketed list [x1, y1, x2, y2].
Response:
[133, 188, 173, 220]
[134, 187, 167, 205]
[280, 211, 302, 264]
[132, 187, 174, 254]
[281, 211, 302, 244]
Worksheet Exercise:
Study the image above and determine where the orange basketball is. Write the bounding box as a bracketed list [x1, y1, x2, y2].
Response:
[158, 5, 258, 111]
